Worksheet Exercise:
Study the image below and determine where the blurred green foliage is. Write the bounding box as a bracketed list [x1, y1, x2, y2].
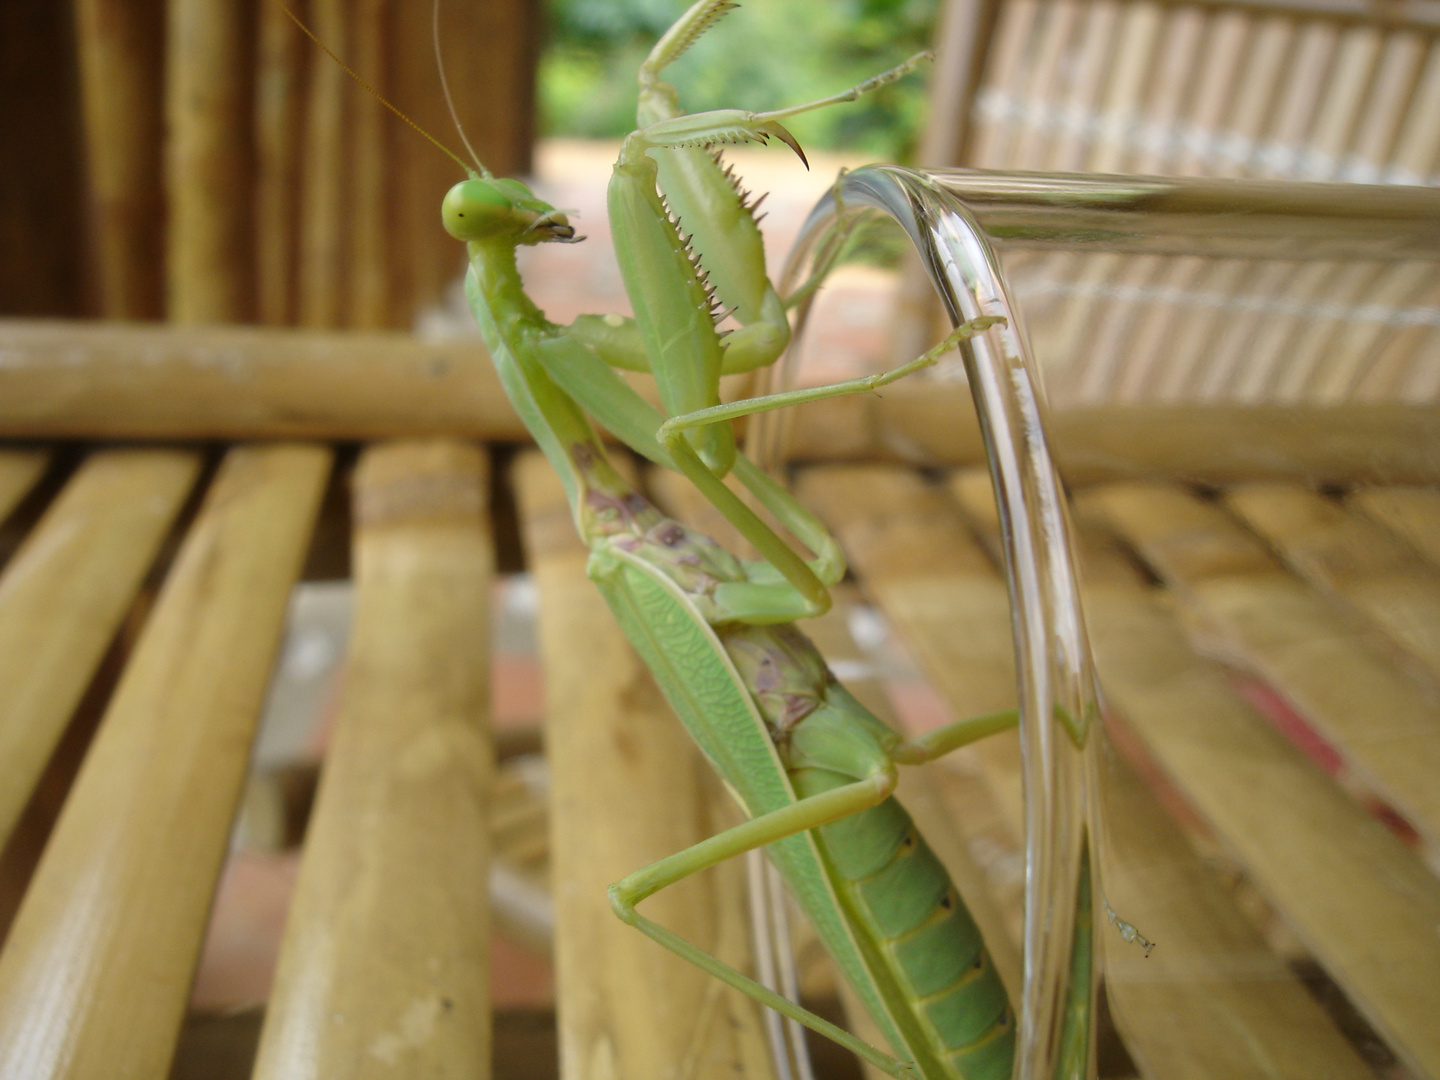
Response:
[540, 0, 938, 160]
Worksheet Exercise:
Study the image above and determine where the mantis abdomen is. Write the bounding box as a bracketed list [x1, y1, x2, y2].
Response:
[798, 773, 1017, 1079]
[713, 623, 1016, 1079]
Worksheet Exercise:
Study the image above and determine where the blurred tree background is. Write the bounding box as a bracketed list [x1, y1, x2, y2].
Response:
[541, 0, 939, 160]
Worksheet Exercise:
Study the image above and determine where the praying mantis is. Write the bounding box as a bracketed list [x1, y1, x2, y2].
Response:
[439, 1, 1019, 1076]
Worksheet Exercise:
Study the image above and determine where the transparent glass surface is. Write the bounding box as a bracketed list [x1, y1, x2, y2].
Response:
[768, 166, 1440, 1080]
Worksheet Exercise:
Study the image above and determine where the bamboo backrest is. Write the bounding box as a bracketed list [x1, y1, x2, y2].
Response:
[899, 0, 1440, 407]
[51, 0, 538, 327]
[935, 0, 1440, 180]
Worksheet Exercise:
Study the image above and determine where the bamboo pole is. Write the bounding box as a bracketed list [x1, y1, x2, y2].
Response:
[2, 322, 1437, 482]
[0, 449, 201, 849]
[253, 439, 493, 1079]
[0, 320, 519, 441]
[0, 443, 329, 1080]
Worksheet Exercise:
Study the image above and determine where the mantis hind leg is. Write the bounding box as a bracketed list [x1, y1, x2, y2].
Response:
[609, 769, 920, 1080]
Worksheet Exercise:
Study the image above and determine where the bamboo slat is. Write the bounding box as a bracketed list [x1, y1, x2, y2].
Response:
[0, 449, 201, 849]
[917, 0, 1001, 168]
[910, 0, 1440, 414]
[1225, 482, 1440, 683]
[1085, 481, 1440, 846]
[165, 0, 254, 323]
[0, 450, 49, 523]
[72, 0, 165, 320]
[1093, 760, 1377, 1080]
[967, 478, 1440, 1077]
[0, 443, 329, 1080]
[1348, 484, 1440, 566]
[346, 0, 388, 331]
[385, 0, 446, 330]
[252, 439, 493, 1080]
[254, 0, 306, 328]
[1388, 40, 1440, 181]
[965, 0, 1043, 169]
[795, 462, 1379, 1080]
[1006, 0, 1085, 171]
[513, 451, 777, 1080]
[1053, 490, 1440, 1080]
[296, 0, 346, 330]
[489, 755, 553, 958]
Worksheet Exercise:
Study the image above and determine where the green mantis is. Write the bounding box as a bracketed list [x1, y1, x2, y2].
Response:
[441, 2, 1017, 1075]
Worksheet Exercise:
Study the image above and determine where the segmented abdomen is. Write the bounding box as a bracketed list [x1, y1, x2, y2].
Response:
[796, 772, 1016, 1080]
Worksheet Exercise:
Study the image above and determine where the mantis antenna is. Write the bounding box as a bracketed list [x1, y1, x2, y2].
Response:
[277, 2, 476, 176]
[431, 0, 488, 176]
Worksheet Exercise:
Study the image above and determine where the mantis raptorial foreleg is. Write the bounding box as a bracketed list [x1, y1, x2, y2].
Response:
[626, 0, 932, 379]
[517, 68, 1002, 619]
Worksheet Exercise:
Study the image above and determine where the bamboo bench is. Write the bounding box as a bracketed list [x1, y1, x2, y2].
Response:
[1, 312, 1438, 1079]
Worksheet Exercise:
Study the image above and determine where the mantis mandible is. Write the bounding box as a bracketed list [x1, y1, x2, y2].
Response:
[439, 2, 1018, 1076]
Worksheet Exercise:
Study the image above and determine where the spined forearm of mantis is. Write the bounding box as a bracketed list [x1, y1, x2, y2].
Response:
[439, 2, 1017, 1076]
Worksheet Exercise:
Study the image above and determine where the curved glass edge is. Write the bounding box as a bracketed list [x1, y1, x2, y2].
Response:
[924, 168, 1440, 261]
[773, 165, 1106, 1080]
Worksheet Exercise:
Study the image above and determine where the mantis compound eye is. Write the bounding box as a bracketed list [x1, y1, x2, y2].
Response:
[441, 179, 514, 241]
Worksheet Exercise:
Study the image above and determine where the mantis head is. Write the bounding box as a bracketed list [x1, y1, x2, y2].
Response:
[442, 176, 577, 245]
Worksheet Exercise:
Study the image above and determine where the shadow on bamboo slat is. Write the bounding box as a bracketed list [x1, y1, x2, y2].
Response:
[1225, 482, 1440, 686]
[0, 444, 329, 1080]
[251, 439, 494, 1080]
[1349, 485, 1440, 569]
[512, 451, 778, 1080]
[795, 462, 1378, 1080]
